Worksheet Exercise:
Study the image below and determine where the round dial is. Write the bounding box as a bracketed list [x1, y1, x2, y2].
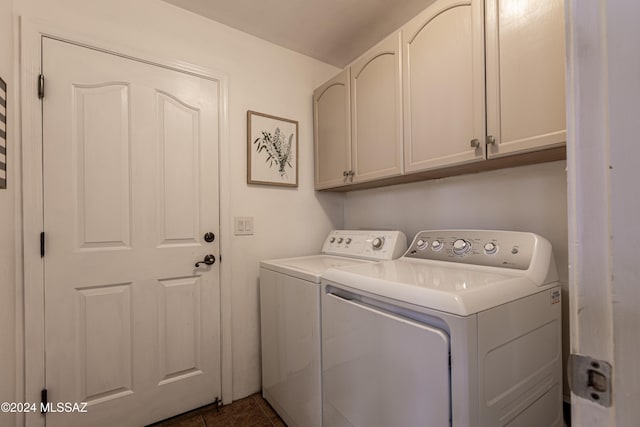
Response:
[484, 242, 497, 254]
[345, 238, 352, 244]
[431, 240, 443, 251]
[337, 237, 344, 244]
[416, 239, 428, 250]
[372, 237, 385, 250]
[453, 239, 471, 255]
[329, 237, 336, 243]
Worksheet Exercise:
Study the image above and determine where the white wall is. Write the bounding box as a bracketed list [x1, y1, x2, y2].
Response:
[344, 160, 570, 396]
[10, 0, 343, 401]
[0, 0, 15, 424]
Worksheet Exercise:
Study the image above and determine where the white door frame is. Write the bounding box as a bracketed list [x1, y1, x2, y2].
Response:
[565, 1, 613, 424]
[19, 17, 233, 426]
[566, 1, 640, 425]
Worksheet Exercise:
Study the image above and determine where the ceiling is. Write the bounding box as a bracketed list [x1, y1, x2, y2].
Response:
[162, 0, 437, 67]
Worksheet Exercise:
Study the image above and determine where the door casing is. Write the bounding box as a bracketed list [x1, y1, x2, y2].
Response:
[18, 17, 233, 427]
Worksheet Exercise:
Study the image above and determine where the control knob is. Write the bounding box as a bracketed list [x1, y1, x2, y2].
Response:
[345, 238, 352, 244]
[431, 240, 443, 251]
[372, 237, 385, 250]
[484, 242, 497, 255]
[329, 237, 336, 243]
[416, 239, 428, 250]
[337, 238, 344, 244]
[453, 239, 471, 255]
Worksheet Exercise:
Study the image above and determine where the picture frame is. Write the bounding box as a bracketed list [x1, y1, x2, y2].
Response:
[247, 110, 298, 187]
[0, 77, 6, 189]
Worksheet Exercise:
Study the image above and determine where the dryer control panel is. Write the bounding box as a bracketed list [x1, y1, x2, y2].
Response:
[322, 230, 407, 261]
[405, 230, 538, 270]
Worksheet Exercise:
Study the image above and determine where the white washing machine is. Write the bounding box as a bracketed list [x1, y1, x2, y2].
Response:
[259, 230, 407, 427]
[321, 230, 562, 427]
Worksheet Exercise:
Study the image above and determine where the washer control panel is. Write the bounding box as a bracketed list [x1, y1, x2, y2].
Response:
[322, 230, 408, 261]
[405, 230, 536, 270]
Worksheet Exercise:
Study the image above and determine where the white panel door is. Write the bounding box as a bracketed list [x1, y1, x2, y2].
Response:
[403, 0, 485, 172]
[322, 293, 450, 427]
[350, 32, 403, 183]
[42, 37, 221, 426]
[485, 0, 566, 157]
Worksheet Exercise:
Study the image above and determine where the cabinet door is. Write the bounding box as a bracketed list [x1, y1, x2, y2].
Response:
[486, 0, 566, 158]
[403, 0, 485, 173]
[351, 32, 403, 183]
[313, 69, 351, 189]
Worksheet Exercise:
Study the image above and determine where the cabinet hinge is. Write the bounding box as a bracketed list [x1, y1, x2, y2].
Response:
[38, 74, 45, 99]
[40, 388, 48, 414]
[40, 232, 45, 257]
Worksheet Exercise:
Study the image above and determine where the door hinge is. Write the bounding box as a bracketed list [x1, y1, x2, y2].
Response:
[40, 232, 45, 257]
[568, 353, 612, 407]
[40, 388, 48, 414]
[38, 74, 45, 99]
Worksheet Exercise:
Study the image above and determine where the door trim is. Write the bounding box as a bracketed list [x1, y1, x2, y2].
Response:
[19, 17, 233, 426]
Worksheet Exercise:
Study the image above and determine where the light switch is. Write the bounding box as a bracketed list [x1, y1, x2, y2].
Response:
[235, 217, 254, 236]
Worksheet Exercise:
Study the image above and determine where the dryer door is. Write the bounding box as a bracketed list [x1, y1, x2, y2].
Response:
[322, 292, 451, 427]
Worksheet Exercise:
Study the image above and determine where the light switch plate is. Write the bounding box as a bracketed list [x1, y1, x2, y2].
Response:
[235, 217, 254, 236]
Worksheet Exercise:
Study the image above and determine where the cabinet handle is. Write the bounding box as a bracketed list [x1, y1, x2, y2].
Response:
[343, 171, 348, 177]
[470, 138, 480, 149]
[487, 135, 496, 145]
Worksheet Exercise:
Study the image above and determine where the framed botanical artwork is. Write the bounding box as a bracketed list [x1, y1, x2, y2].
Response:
[247, 110, 298, 187]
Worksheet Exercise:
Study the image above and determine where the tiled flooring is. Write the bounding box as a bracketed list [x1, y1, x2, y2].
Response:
[149, 393, 285, 427]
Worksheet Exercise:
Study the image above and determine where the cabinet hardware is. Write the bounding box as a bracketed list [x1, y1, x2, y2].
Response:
[470, 138, 480, 149]
[487, 135, 496, 145]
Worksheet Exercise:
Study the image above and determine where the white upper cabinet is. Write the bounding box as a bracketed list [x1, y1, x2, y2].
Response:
[350, 32, 403, 183]
[313, 0, 566, 190]
[485, 0, 566, 158]
[313, 69, 351, 189]
[403, 0, 486, 173]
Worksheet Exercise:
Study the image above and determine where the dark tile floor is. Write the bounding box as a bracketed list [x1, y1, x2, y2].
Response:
[149, 393, 285, 427]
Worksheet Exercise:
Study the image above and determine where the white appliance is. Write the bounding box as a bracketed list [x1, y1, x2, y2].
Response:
[322, 230, 562, 427]
[259, 230, 407, 427]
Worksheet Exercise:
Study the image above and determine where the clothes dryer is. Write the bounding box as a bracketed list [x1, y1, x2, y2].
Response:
[322, 230, 562, 427]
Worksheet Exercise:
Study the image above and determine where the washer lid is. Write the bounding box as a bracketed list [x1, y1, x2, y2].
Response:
[261, 255, 372, 283]
[322, 259, 550, 316]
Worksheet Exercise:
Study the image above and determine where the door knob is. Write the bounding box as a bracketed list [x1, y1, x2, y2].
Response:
[195, 254, 216, 267]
